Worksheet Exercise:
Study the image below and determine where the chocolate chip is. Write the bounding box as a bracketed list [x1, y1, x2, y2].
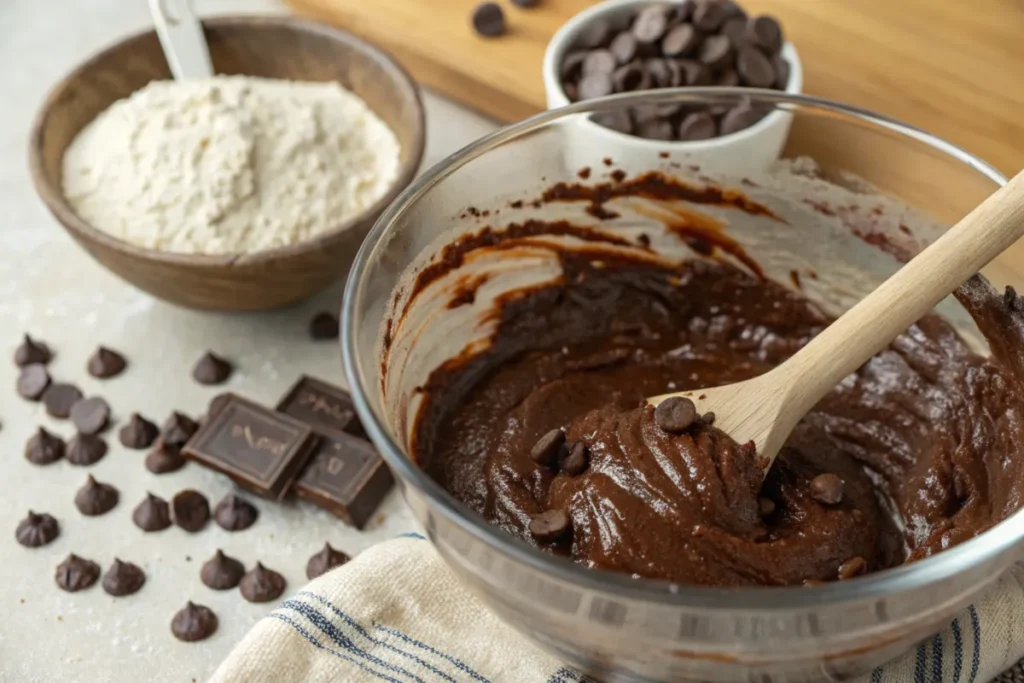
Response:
[133, 493, 172, 532]
[16, 364, 50, 400]
[87, 346, 127, 378]
[736, 46, 776, 88]
[716, 68, 740, 87]
[306, 543, 351, 580]
[239, 562, 286, 603]
[592, 110, 634, 134]
[610, 32, 638, 64]
[692, 0, 727, 32]
[15, 511, 59, 547]
[119, 413, 158, 449]
[632, 5, 669, 43]
[162, 411, 199, 449]
[809, 473, 844, 505]
[309, 312, 339, 340]
[75, 475, 119, 515]
[838, 556, 867, 580]
[559, 442, 589, 476]
[528, 509, 571, 542]
[55, 554, 100, 592]
[772, 55, 790, 89]
[583, 49, 617, 77]
[171, 490, 210, 532]
[611, 63, 643, 92]
[654, 396, 698, 433]
[719, 100, 764, 135]
[530, 429, 566, 467]
[472, 2, 505, 37]
[561, 51, 587, 81]
[578, 73, 613, 100]
[757, 497, 776, 517]
[192, 352, 233, 386]
[70, 396, 110, 435]
[720, 16, 748, 46]
[702, 411, 716, 425]
[669, 0, 695, 23]
[213, 493, 259, 531]
[678, 59, 712, 86]
[747, 15, 783, 54]
[661, 23, 699, 57]
[720, 0, 747, 19]
[511, 0, 539, 7]
[636, 119, 675, 141]
[67, 433, 108, 466]
[171, 602, 218, 642]
[198, 549, 244, 590]
[678, 111, 718, 141]
[25, 427, 65, 465]
[699, 34, 734, 69]
[102, 559, 146, 596]
[43, 383, 82, 419]
[576, 19, 611, 49]
[14, 334, 51, 367]
[145, 442, 187, 474]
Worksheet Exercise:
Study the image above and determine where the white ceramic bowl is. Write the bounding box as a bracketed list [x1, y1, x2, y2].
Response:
[542, 0, 803, 174]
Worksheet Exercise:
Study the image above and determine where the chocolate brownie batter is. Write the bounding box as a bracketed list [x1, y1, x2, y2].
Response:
[412, 249, 1024, 587]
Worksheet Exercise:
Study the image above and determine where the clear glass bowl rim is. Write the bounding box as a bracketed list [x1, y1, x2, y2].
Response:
[342, 87, 1013, 611]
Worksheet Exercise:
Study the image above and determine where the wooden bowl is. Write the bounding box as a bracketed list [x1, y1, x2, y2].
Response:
[29, 16, 425, 311]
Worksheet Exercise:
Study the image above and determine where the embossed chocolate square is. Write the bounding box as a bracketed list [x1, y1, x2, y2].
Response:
[183, 395, 318, 500]
[276, 375, 366, 438]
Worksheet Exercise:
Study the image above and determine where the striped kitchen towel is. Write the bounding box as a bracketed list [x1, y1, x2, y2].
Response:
[210, 535, 1024, 683]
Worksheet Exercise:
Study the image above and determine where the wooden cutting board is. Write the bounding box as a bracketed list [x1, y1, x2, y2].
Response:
[285, 0, 1024, 176]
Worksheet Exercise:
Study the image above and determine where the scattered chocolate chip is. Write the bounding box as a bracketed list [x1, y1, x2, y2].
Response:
[162, 412, 199, 449]
[693, 0, 728, 31]
[145, 442, 187, 474]
[43, 383, 83, 419]
[119, 413, 159, 449]
[239, 562, 286, 603]
[132, 493, 172, 532]
[678, 111, 718, 141]
[25, 427, 65, 465]
[757, 497, 776, 517]
[55, 554, 100, 592]
[747, 15, 783, 54]
[74, 475, 119, 515]
[171, 602, 218, 642]
[736, 46, 776, 88]
[102, 559, 146, 596]
[699, 34, 734, 69]
[472, 2, 505, 37]
[720, 100, 765, 135]
[559, 442, 589, 476]
[192, 352, 233, 386]
[66, 433, 108, 466]
[809, 473, 844, 506]
[632, 4, 669, 43]
[654, 396, 698, 433]
[207, 393, 233, 421]
[16, 364, 50, 400]
[201, 550, 245, 590]
[172, 490, 210, 532]
[838, 556, 867, 580]
[306, 543, 351, 580]
[661, 23, 699, 57]
[512, 0, 539, 6]
[14, 334, 51, 367]
[530, 429, 566, 467]
[529, 509, 571, 542]
[309, 312, 339, 340]
[87, 346, 127, 378]
[70, 396, 110, 435]
[213, 493, 259, 531]
[16, 511, 59, 547]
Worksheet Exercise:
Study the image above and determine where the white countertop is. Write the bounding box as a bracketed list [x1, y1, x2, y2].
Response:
[0, 1, 498, 681]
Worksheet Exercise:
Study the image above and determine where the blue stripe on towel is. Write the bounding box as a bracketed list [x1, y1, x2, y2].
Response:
[398, 532, 426, 540]
[952, 618, 963, 683]
[968, 605, 981, 683]
[870, 667, 883, 683]
[372, 622, 493, 683]
[915, 642, 926, 683]
[269, 613, 405, 683]
[932, 632, 943, 682]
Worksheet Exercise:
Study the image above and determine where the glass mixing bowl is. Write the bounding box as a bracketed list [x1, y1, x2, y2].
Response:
[342, 89, 1017, 683]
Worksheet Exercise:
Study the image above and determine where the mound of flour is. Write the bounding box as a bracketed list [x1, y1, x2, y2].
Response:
[62, 76, 401, 255]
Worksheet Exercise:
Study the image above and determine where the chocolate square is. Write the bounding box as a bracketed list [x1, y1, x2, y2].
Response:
[183, 395, 318, 500]
[276, 375, 366, 438]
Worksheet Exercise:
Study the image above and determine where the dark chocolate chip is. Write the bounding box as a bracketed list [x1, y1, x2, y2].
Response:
[592, 110, 634, 134]
[720, 16, 748, 46]
[306, 543, 351, 580]
[511, 0, 539, 7]
[162, 411, 199, 449]
[809, 473, 844, 505]
[560, 51, 587, 81]
[632, 5, 669, 43]
[70, 396, 110, 435]
[25, 427, 65, 465]
[736, 46, 776, 88]
[472, 2, 505, 37]
[716, 68, 740, 87]
[575, 19, 611, 49]
[613, 63, 649, 92]
[192, 352, 233, 386]
[239, 562, 286, 603]
[692, 0, 727, 32]
[678, 111, 718, 140]
[102, 559, 146, 596]
[654, 396, 698, 433]
[87, 346, 127, 379]
[67, 433, 108, 466]
[661, 23, 699, 57]
[578, 73, 613, 100]
[530, 429, 566, 467]
[636, 119, 675, 140]
[583, 49, 617, 76]
[772, 54, 791, 89]
[201, 549, 245, 590]
[74, 475, 119, 515]
[171, 602, 218, 642]
[720, 0, 747, 19]
[838, 556, 868, 580]
[15, 511, 59, 547]
[757, 497, 776, 517]
[610, 31, 639, 64]
[132, 493, 172, 532]
[558, 442, 589, 476]
[719, 101, 764, 135]
[309, 312, 339, 340]
[172, 490, 210, 532]
[702, 411, 716, 425]
[698, 34, 734, 69]
[14, 334, 51, 367]
[678, 59, 712, 86]
[43, 383, 83, 419]
[119, 413, 159, 449]
[17, 364, 50, 400]
[668, 0, 695, 23]
[145, 442, 187, 474]
[528, 509, 571, 542]
[643, 58, 673, 87]
[55, 554, 100, 592]
[213, 493, 259, 531]
[747, 15, 783, 54]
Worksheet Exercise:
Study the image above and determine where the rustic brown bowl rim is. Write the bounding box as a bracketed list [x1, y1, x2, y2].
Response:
[27, 14, 426, 268]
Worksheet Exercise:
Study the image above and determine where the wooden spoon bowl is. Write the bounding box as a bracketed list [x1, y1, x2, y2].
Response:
[28, 16, 425, 311]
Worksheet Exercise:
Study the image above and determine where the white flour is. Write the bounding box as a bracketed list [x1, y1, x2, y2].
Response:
[62, 76, 401, 255]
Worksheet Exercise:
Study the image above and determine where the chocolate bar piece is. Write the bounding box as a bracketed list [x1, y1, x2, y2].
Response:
[183, 395, 318, 500]
[276, 375, 366, 438]
[294, 430, 394, 529]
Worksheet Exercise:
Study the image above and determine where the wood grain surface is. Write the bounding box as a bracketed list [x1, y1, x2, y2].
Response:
[285, 0, 1024, 175]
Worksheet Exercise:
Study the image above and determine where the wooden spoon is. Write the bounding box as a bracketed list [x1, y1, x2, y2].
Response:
[649, 170, 1024, 477]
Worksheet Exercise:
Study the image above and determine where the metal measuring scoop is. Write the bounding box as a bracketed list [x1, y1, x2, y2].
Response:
[149, 0, 213, 79]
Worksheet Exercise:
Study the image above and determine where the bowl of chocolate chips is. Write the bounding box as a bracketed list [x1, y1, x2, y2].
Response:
[543, 0, 801, 173]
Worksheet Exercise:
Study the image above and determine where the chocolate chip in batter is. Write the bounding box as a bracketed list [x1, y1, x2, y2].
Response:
[102, 559, 146, 596]
[119, 413, 159, 449]
[15, 511, 59, 547]
[171, 602, 218, 642]
[145, 442, 187, 474]
[162, 411, 199, 449]
[172, 490, 210, 532]
[757, 497, 776, 517]
[530, 429, 566, 467]
[559, 442, 589, 476]
[43, 383, 82, 419]
[201, 549, 245, 590]
[66, 433, 108, 466]
[213, 493, 259, 531]
[14, 334, 51, 367]
[305, 543, 351, 580]
[25, 427, 65, 465]
[309, 312, 340, 340]
[74, 475, 119, 516]
[239, 562, 286, 603]
[192, 352, 233, 386]
[654, 396, 698, 434]
[16, 364, 50, 400]
[55, 554, 100, 592]
[809, 473, 844, 506]
[529, 509, 571, 542]
[70, 397, 110, 435]
[87, 346, 127, 379]
[132, 493, 172, 532]
[838, 556, 867, 580]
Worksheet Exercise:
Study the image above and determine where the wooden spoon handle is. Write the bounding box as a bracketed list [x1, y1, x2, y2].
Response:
[778, 169, 1024, 418]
